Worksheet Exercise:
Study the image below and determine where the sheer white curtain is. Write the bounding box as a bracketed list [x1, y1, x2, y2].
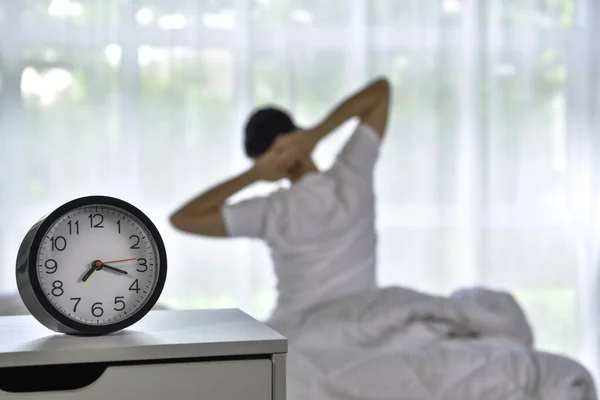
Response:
[0, 0, 597, 374]
[566, 0, 600, 378]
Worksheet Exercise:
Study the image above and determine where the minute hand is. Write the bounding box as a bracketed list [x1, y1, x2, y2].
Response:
[100, 263, 128, 275]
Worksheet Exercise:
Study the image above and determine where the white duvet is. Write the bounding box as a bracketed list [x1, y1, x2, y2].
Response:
[270, 287, 597, 400]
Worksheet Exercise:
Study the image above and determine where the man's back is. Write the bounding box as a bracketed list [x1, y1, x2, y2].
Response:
[222, 123, 381, 320]
[170, 77, 391, 325]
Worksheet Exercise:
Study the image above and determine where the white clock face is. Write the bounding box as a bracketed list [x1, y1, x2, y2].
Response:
[36, 205, 160, 326]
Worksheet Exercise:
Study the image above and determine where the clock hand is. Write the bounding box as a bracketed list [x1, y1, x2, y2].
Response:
[83, 259, 130, 287]
[100, 263, 128, 275]
[81, 263, 99, 282]
[82, 260, 103, 287]
[83, 269, 98, 288]
[103, 258, 136, 264]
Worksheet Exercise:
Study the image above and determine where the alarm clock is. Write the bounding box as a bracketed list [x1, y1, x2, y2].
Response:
[15, 195, 167, 335]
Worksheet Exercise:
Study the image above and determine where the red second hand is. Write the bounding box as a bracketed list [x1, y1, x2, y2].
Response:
[103, 257, 137, 264]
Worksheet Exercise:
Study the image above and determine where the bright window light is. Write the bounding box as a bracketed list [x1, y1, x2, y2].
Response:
[21, 67, 41, 95]
[136, 8, 153, 25]
[46, 68, 73, 91]
[158, 13, 187, 30]
[47, 0, 84, 17]
[442, 0, 462, 14]
[21, 67, 73, 106]
[291, 9, 314, 24]
[104, 44, 122, 67]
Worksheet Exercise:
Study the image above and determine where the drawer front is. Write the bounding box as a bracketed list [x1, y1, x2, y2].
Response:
[0, 359, 272, 400]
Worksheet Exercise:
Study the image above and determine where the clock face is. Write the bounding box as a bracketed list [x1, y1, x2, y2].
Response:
[34, 205, 160, 326]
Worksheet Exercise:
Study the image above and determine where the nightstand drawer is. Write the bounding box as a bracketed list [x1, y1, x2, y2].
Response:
[0, 359, 272, 400]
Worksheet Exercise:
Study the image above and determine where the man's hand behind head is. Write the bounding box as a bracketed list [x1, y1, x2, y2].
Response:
[251, 144, 301, 182]
[273, 129, 320, 157]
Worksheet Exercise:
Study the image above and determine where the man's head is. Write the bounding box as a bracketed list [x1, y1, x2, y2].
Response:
[244, 106, 297, 158]
[243, 106, 317, 181]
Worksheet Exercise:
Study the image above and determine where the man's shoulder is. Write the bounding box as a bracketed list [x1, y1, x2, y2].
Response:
[329, 122, 381, 182]
[355, 122, 381, 140]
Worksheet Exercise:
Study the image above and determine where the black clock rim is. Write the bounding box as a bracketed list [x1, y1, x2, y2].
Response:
[27, 195, 168, 335]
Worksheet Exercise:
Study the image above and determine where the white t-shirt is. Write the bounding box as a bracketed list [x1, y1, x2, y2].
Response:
[221, 123, 381, 324]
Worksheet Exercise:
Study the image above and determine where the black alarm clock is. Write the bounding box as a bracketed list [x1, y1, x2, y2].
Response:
[16, 195, 167, 335]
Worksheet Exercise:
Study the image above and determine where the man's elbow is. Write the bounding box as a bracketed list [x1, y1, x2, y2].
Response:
[170, 212, 184, 230]
[170, 212, 195, 234]
[373, 77, 391, 97]
[170, 214, 199, 235]
[169, 211, 227, 237]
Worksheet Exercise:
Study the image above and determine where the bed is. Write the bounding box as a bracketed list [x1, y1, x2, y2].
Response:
[272, 287, 597, 400]
[285, 340, 595, 400]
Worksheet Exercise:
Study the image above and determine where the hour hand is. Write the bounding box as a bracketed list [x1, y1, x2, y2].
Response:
[81, 265, 97, 282]
[100, 263, 128, 275]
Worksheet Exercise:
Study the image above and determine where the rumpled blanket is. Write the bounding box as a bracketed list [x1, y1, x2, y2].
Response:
[270, 286, 596, 400]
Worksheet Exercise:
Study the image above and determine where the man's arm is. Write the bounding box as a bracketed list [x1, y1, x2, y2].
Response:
[273, 77, 390, 155]
[170, 169, 261, 236]
[310, 76, 390, 140]
[170, 145, 299, 236]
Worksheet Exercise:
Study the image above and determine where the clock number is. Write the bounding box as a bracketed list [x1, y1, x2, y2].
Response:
[45, 259, 58, 274]
[137, 258, 148, 272]
[89, 213, 104, 228]
[91, 302, 104, 317]
[51, 280, 64, 297]
[50, 236, 66, 252]
[117, 220, 121, 234]
[114, 296, 126, 311]
[129, 279, 140, 293]
[70, 297, 81, 312]
[67, 220, 79, 235]
[129, 235, 140, 249]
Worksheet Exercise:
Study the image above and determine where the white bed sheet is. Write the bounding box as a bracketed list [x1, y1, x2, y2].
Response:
[535, 352, 597, 400]
[286, 342, 596, 400]
[273, 286, 596, 400]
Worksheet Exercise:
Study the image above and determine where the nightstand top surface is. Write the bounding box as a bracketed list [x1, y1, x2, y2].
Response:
[0, 309, 287, 368]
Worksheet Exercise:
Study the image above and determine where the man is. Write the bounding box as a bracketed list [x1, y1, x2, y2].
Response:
[170, 77, 391, 329]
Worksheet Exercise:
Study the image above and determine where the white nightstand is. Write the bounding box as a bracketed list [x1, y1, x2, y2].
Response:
[0, 309, 287, 400]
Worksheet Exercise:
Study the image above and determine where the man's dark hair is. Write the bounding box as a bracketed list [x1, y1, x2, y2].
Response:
[244, 106, 297, 158]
